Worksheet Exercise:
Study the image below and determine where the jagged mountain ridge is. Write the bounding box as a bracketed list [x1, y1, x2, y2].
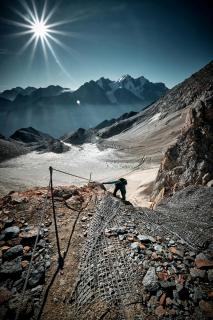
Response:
[62, 61, 213, 145]
[0, 75, 167, 137]
[0, 76, 167, 106]
[0, 86, 36, 101]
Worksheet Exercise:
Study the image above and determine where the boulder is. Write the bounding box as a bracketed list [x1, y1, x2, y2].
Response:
[137, 234, 156, 243]
[142, 267, 159, 291]
[195, 252, 213, 269]
[28, 266, 45, 288]
[3, 245, 23, 261]
[0, 257, 22, 278]
[20, 227, 39, 246]
[0, 287, 12, 305]
[190, 268, 206, 279]
[199, 300, 213, 318]
[4, 226, 20, 240]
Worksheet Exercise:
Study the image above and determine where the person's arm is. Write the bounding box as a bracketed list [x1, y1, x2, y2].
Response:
[102, 180, 119, 185]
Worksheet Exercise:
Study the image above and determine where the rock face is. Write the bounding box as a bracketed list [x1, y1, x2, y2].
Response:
[0, 138, 28, 163]
[151, 88, 213, 202]
[0, 188, 53, 320]
[62, 111, 138, 145]
[0, 127, 70, 162]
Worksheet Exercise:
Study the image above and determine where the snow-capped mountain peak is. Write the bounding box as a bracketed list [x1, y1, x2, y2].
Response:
[96, 74, 167, 104]
[118, 74, 132, 82]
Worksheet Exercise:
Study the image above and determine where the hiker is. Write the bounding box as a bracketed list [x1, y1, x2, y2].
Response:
[103, 178, 127, 201]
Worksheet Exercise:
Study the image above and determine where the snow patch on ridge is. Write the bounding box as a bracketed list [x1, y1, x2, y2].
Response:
[149, 112, 161, 123]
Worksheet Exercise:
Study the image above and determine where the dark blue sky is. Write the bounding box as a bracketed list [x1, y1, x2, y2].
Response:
[0, 0, 212, 91]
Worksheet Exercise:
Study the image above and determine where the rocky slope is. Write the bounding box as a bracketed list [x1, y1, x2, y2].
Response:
[0, 184, 212, 320]
[62, 111, 138, 145]
[0, 128, 70, 163]
[151, 87, 213, 204]
[0, 137, 28, 163]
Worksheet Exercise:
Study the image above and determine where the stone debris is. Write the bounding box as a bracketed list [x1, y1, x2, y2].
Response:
[0, 184, 213, 319]
[0, 194, 52, 320]
[101, 210, 213, 319]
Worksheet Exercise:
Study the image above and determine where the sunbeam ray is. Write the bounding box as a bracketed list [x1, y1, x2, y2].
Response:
[20, 0, 37, 23]
[46, 29, 82, 38]
[18, 34, 36, 55]
[45, 38, 72, 79]
[8, 30, 34, 37]
[11, 7, 33, 25]
[0, 17, 32, 29]
[31, 0, 39, 23]
[41, 37, 48, 63]
[45, 33, 82, 61]
[41, 0, 48, 23]
[28, 35, 39, 66]
[43, 2, 61, 25]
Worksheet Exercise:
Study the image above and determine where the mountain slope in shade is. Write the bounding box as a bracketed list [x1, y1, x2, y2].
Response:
[62, 111, 138, 144]
[0, 87, 36, 101]
[0, 137, 28, 162]
[0, 127, 70, 162]
[10, 127, 70, 154]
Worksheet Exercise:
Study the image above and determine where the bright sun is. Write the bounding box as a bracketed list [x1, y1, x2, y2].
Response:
[31, 21, 48, 39]
[6, 0, 82, 78]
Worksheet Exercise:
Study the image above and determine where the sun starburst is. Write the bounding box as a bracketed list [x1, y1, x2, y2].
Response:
[31, 20, 48, 39]
[4, 0, 83, 78]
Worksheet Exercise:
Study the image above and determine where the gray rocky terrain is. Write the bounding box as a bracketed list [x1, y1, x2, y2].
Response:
[0, 61, 213, 320]
[0, 127, 70, 163]
[0, 184, 212, 320]
[151, 88, 213, 204]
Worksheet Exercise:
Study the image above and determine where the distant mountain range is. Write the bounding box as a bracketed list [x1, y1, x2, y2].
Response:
[0, 61, 212, 163]
[0, 76, 167, 105]
[0, 75, 168, 137]
[63, 61, 213, 144]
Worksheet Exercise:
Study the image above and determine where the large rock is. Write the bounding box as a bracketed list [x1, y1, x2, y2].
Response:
[28, 266, 45, 288]
[142, 267, 159, 291]
[3, 245, 23, 261]
[137, 234, 156, 243]
[0, 287, 12, 305]
[4, 226, 20, 240]
[0, 257, 22, 278]
[8, 294, 33, 319]
[20, 227, 40, 246]
[195, 252, 213, 269]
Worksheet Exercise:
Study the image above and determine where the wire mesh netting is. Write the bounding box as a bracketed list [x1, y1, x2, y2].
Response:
[68, 186, 213, 319]
[69, 195, 144, 319]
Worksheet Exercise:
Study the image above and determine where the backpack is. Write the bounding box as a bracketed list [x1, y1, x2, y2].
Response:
[119, 178, 127, 185]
